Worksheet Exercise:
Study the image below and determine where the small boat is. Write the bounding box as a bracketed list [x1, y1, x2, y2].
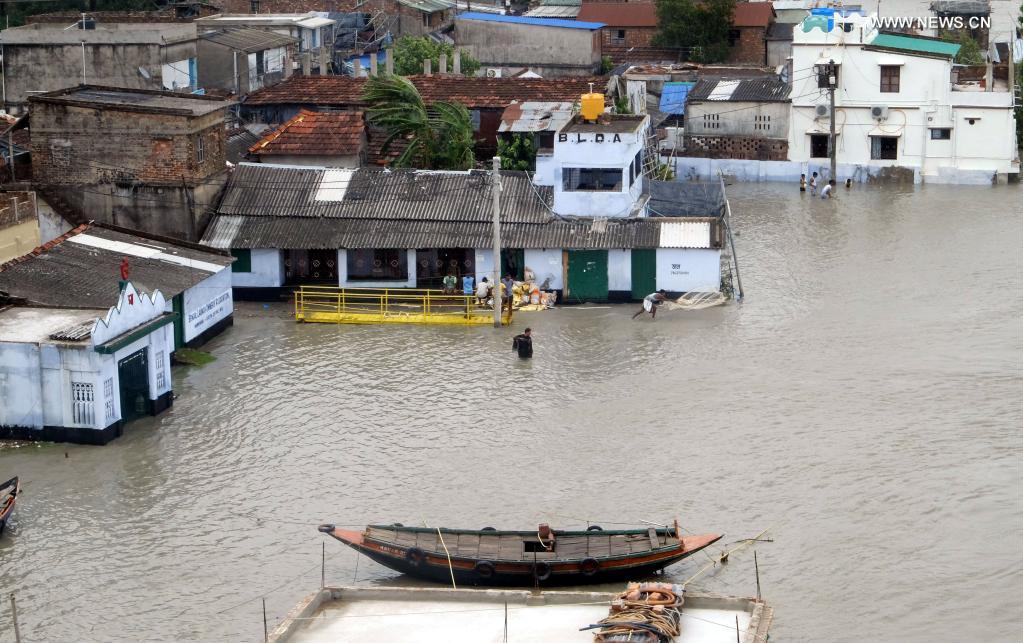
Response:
[317, 521, 721, 586]
[0, 477, 19, 535]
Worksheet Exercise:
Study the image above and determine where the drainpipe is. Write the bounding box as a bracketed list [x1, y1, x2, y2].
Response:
[81, 41, 87, 84]
[233, 51, 239, 94]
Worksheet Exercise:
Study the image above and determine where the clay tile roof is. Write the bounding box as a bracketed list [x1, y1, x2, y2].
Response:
[244, 76, 369, 106]
[215, 0, 359, 12]
[576, 2, 657, 27]
[244, 75, 598, 110]
[732, 3, 774, 28]
[249, 109, 366, 156]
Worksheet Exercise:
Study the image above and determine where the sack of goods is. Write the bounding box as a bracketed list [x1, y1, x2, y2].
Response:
[589, 582, 684, 643]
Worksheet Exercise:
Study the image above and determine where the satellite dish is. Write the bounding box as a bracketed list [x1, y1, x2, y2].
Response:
[138, 66, 151, 80]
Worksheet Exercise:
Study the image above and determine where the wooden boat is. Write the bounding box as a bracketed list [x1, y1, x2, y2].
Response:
[317, 521, 721, 586]
[0, 477, 19, 535]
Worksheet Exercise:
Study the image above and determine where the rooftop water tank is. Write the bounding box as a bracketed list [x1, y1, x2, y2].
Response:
[580, 92, 604, 122]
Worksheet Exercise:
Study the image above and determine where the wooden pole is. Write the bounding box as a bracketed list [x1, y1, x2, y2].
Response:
[735, 614, 741, 643]
[10, 593, 22, 643]
[490, 156, 503, 327]
[262, 597, 268, 642]
[321, 542, 326, 589]
[754, 550, 761, 600]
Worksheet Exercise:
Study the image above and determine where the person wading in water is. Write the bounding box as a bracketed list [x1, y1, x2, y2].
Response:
[512, 327, 533, 359]
[632, 290, 669, 320]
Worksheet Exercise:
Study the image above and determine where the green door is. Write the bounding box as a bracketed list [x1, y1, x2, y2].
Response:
[171, 294, 185, 350]
[501, 248, 525, 280]
[631, 249, 657, 300]
[118, 348, 150, 423]
[567, 250, 608, 302]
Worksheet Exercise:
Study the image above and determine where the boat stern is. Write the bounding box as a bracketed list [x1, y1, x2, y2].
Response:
[681, 533, 723, 554]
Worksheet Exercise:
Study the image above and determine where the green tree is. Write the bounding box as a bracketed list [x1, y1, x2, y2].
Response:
[391, 36, 481, 77]
[653, 0, 737, 64]
[362, 75, 475, 170]
[496, 134, 536, 171]
[952, 34, 984, 65]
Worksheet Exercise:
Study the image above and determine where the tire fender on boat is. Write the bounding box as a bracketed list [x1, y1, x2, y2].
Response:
[533, 560, 552, 581]
[580, 557, 600, 576]
[406, 547, 426, 567]
[474, 560, 496, 579]
[586, 525, 603, 532]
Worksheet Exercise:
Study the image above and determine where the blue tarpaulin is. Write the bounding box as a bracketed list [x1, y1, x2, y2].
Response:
[659, 82, 695, 115]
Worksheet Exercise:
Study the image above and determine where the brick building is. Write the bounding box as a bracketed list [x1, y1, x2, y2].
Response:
[577, 2, 658, 63]
[683, 76, 790, 160]
[727, 3, 775, 65]
[29, 86, 236, 241]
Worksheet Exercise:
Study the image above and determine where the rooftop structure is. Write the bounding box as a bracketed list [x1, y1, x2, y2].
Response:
[199, 27, 298, 53]
[195, 12, 335, 30]
[0, 20, 196, 45]
[30, 85, 236, 117]
[498, 101, 576, 133]
[732, 2, 775, 28]
[249, 110, 366, 165]
[687, 77, 791, 103]
[576, 2, 656, 27]
[455, 11, 604, 30]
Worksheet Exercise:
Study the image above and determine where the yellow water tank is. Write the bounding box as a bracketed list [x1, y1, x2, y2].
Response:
[580, 92, 605, 121]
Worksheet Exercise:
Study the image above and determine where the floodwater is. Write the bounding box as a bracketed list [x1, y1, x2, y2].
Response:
[2, 182, 1022, 642]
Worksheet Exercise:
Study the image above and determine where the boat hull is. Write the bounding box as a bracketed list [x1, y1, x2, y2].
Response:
[0, 476, 18, 536]
[320, 526, 721, 587]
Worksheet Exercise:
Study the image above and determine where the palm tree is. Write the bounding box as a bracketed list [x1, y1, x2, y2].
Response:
[362, 75, 475, 170]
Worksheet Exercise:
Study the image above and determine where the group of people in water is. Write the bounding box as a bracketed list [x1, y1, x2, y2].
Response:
[800, 171, 844, 199]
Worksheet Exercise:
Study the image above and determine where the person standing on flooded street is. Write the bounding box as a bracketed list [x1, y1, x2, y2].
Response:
[512, 327, 533, 358]
[633, 290, 669, 320]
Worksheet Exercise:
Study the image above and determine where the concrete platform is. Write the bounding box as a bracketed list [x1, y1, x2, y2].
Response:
[269, 586, 773, 643]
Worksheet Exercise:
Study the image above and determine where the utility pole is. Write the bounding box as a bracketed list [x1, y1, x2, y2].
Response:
[827, 59, 837, 181]
[490, 156, 503, 328]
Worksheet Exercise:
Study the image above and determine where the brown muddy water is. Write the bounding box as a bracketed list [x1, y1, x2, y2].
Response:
[1, 182, 1022, 642]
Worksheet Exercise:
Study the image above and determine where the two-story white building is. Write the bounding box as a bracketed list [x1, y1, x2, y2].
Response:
[789, 9, 1018, 183]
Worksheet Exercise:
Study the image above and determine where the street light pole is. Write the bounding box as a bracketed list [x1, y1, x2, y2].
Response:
[828, 59, 837, 181]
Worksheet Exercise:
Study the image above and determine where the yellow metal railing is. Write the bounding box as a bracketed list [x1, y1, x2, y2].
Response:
[294, 286, 511, 326]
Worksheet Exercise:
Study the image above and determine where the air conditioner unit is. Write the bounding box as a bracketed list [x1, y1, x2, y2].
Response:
[870, 105, 889, 121]
[486, 68, 502, 78]
[814, 104, 829, 119]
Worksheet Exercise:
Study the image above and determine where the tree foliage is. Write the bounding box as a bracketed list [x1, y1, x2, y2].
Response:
[653, 0, 737, 64]
[496, 134, 537, 171]
[952, 34, 985, 65]
[362, 75, 475, 170]
[391, 36, 481, 77]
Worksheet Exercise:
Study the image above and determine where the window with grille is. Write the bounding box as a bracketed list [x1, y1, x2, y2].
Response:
[870, 135, 898, 160]
[930, 128, 951, 140]
[880, 65, 900, 93]
[611, 29, 626, 46]
[71, 382, 95, 426]
[702, 113, 721, 130]
[562, 167, 624, 192]
[754, 114, 771, 131]
[155, 351, 166, 392]
[197, 133, 205, 164]
[104, 378, 114, 422]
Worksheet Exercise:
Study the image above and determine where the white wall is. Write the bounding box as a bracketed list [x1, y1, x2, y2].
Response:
[337, 249, 417, 288]
[607, 249, 631, 292]
[523, 249, 563, 290]
[474, 249, 497, 288]
[0, 342, 44, 429]
[656, 248, 721, 292]
[232, 249, 285, 288]
[182, 267, 233, 342]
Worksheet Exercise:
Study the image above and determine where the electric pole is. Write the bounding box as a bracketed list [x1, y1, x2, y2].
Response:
[490, 156, 503, 328]
[828, 59, 837, 181]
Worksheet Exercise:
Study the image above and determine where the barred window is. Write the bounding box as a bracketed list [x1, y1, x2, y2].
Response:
[71, 381, 95, 426]
[155, 351, 166, 392]
[104, 378, 114, 422]
[196, 133, 205, 164]
[562, 167, 624, 192]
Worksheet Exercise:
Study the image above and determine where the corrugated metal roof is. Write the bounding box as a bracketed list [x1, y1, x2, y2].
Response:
[396, 0, 455, 12]
[868, 33, 961, 58]
[456, 11, 603, 30]
[202, 215, 666, 250]
[217, 164, 553, 224]
[647, 181, 725, 217]
[200, 28, 297, 53]
[498, 101, 576, 132]
[658, 221, 712, 248]
[930, 0, 990, 15]
[523, 6, 581, 18]
[688, 77, 790, 103]
[659, 82, 694, 115]
[0, 225, 232, 309]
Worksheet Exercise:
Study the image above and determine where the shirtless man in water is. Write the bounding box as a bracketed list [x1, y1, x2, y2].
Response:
[632, 290, 669, 319]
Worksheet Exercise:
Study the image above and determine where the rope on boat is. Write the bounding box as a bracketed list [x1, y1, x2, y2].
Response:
[583, 582, 683, 643]
[434, 526, 457, 590]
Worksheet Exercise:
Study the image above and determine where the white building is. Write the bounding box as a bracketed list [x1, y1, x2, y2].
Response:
[789, 10, 1018, 183]
[0, 283, 174, 444]
[195, 13, 335, 68]
[0, 224, 235, 350]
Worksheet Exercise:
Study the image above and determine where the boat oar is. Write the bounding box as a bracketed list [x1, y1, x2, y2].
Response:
[681, 525, 772, 588]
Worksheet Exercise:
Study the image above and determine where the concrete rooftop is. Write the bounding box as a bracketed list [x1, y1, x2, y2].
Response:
[0, 307, 100, 344]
